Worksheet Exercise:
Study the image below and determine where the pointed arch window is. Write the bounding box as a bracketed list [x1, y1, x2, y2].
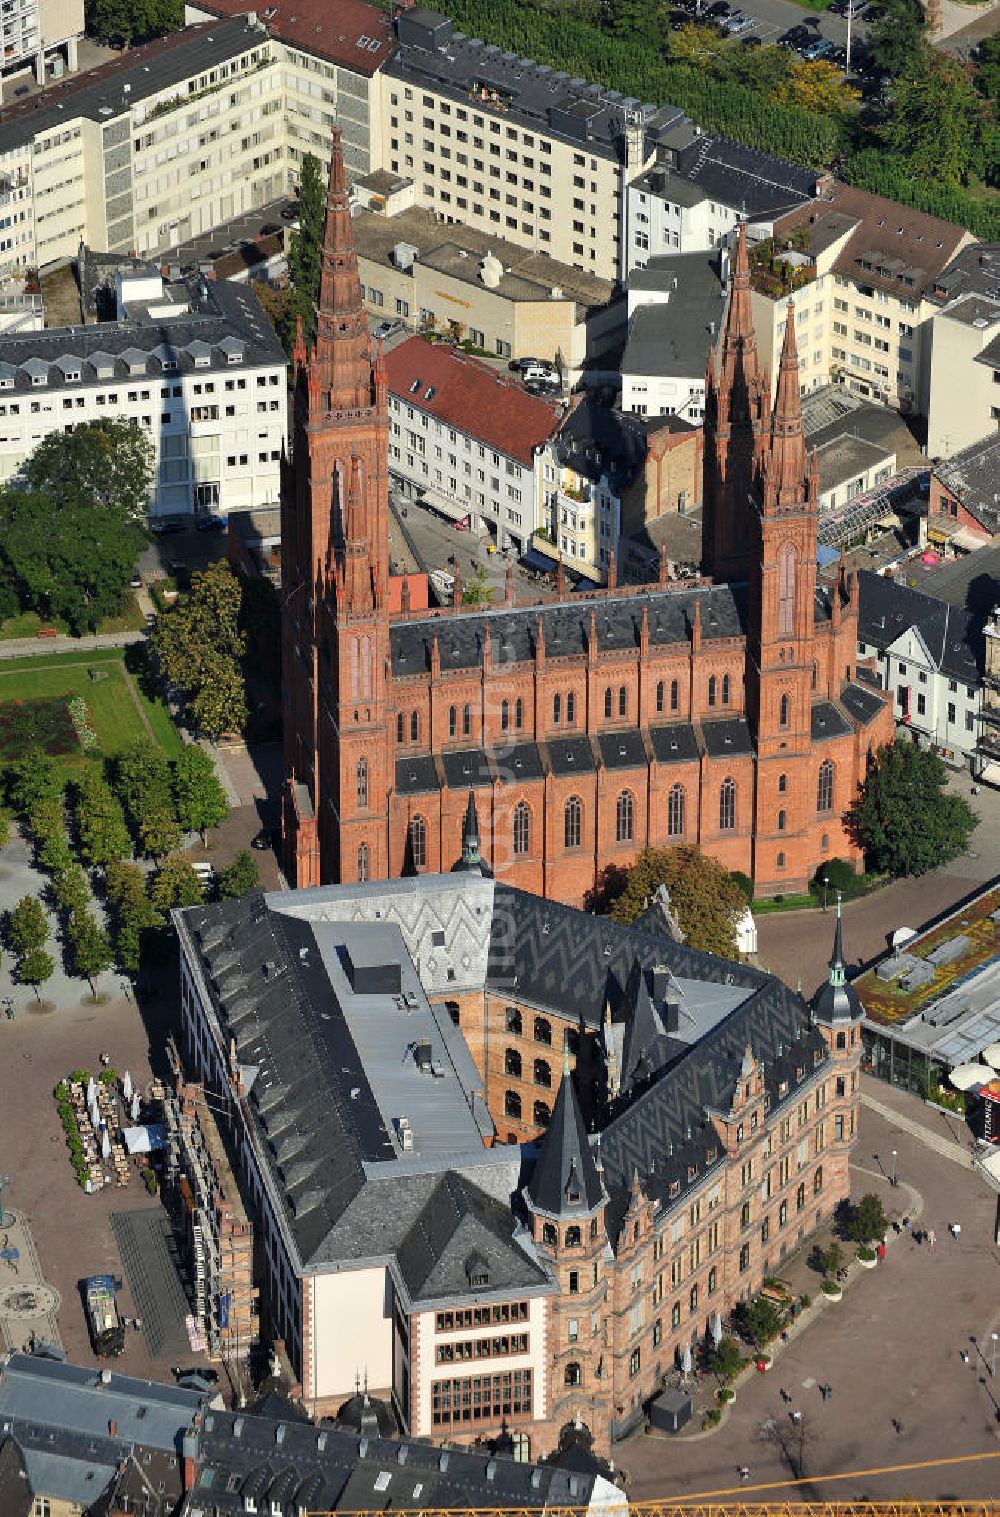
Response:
[566, 691, 576, 725]
[656, 680, 665, 714]
[778, 544, 796, 638]
[534, 1057, 552, 1089]
[534, 1100, 551, 1128]
[396, 712, 404, 744]
[409, 814, 427, 869]
[618, 684, 627, 717]
[448, 705, 457, 739]
[670, 678, 679, 712]
[719, 777, 736, 831]
[616, 790, 634, 843]
[462, 702, 472, 737]
[722, 674, 731, 706]
[410, 710, 419, 742]
[504, 1048, 522, 1078]
[501, 698, 510, 732]
[777, 808, 786, 832]
[667, 783, 685, 837]
[357, 842, 369, 882]
[505, 1090, 522, 1120]
[604, 687, 613, 719]
[565, 795, 582, 850]
[817, 759, 834, 813]
[553, 693, 562, 725]
[356, 756, 368, 808]
[515, 697, 523, 729]
[513, 801, 530, 856]
[779, 693, 790, 728]
[708, 675, 717, 707]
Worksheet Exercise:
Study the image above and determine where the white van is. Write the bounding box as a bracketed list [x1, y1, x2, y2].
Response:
[522, 364, 558, 385]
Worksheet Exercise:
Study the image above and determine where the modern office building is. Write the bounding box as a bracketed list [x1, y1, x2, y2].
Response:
[0, 251, 287, 517]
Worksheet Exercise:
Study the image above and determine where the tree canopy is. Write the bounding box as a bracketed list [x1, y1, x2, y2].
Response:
[219, 849, 261, 899]
[113, 740, 181, 859]
[172, 746, 229, 842]
[0, 422, 150, 634]
[882, 53, 991, 186]
[287, 152, 326, 346]
[85, 0, 183, 48]
[845, 741, 977, 877]
[150, 561, 248, 739]
[592, 845, 747, 959]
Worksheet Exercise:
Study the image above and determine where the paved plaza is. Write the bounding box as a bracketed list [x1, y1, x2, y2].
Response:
[623, 1077, 1000, 1502]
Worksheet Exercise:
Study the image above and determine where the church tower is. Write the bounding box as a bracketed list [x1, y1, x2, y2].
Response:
[281, 127, 391, 887]
[702, 222, 770, 583]
[745, 303, 822, 888]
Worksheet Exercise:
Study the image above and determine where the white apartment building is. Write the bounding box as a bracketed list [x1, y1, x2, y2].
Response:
[384, 336, 557, 557]
[924, 244, 1000, 460]
[0, 257, 287, 517]
[747, 186, 973, 416]
[857, 570, 982, 770]
[0, 16, 283, 274]
[620, 251, 725, 423]
[625, 128, 819, 278]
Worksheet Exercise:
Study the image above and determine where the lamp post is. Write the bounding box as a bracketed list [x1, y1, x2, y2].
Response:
[992, 1332, 998, 1377]
[822, 873, 830, 912]
[891, 1149, 897, 1187]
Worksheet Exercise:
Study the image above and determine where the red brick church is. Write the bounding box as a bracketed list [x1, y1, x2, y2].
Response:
[281, 130, 892, 901]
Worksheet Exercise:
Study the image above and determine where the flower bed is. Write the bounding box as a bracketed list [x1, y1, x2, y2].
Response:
[68, 695, 98, 751]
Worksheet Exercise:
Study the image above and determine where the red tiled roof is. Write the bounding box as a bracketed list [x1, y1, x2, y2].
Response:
[385, 337, 562, 468]
[194, 0, 395, 77]
[388, 573, 429, 613]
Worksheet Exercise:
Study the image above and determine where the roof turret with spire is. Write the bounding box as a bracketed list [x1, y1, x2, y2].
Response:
[453, 789, 491, 875]
[811, 893, 862, 1024]
[526, 1047, 605, 1219]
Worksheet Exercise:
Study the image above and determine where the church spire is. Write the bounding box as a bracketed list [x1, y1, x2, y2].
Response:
[526, 1060, 604, 1218]
[462, 789, 480, 866]
[828, 891, 846, 989]
[719, 220, 757, 366]
[764, 302, 809, 511]
[312, 126, 374, 411]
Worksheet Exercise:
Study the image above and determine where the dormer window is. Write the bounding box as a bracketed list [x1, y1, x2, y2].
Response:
[779, 1080, 789, 1097]
[424, 385, 436, 400]
[465, 1250, 489, 1288]
[409, 378, 421, 394]
[668, 1180, 680, 1199]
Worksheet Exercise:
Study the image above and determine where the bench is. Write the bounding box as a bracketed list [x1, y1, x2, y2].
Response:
[36, 627, 58, 639]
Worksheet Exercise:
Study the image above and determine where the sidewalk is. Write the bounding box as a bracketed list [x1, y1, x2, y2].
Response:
[0, 630, 144, 661]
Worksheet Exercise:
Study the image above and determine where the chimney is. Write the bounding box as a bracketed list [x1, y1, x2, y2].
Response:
[108, 1420, 118, 1437]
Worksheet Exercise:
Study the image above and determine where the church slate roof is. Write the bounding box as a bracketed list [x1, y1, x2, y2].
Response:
[811, 701, 852, 741]
[441, 747, 492, 790]
[701, 717, 753, 758]
[526, 1062, 605, 1219]
[840, 680, 889, 726]
[395, 755, 440, 794]
[389, 583, 746, 677]
[649, 723, 700, 764]
[504, 742, 545, 783]
[547, 735, 597, 776]
[598, 729, 648, 771]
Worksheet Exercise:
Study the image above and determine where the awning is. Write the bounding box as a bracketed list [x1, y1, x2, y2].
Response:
[122, 1123, 165, 1155]
[977, 761, 1000, 787]
[522, 545, 557, 572]
[420, 485, 470, 524]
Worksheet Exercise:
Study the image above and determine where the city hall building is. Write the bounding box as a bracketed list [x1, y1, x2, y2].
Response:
[173, 862, 862, 1452]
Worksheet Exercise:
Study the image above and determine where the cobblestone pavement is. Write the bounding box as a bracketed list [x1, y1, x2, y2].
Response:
[0, 1208, 62, 1355]
[621, 1080, 1000, 1501]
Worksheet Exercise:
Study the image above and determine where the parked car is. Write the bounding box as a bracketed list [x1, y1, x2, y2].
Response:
[195, 514, 228, 533]
[259, 222, 282, 236]
[509, 356, 544, 373]
[801, 36, 834, 59]
[707, 1, 731, 15]
[522, 363, 559, 385]
[373, 317, 405, 340]
[251, 829, 273, 851]
[723, 12, 753, 32]
[151, 519, 185, 536]
[741, 32, 762, 45]
[280, 203, 300, 221]
[129, 572, 143, 588]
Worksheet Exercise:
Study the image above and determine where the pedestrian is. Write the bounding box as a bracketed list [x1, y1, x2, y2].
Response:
[739, 1466, 751, 1483]
[891, 1417, 903, 1435]
[780, 1387, 791, 1404]
[791, 1410, 802, 1425]
[928, 1229, 936, 1249]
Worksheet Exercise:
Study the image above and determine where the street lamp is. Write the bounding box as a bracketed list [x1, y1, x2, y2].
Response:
[821, 873, 830, 912]
[891, 1149, 897, 1187]
[992, 1332, 998, 1377]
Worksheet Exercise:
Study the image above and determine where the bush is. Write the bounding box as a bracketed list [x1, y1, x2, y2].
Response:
[800, 1293, 812, 1310]
[703, 1406, 722, 1427]
[708, 1335, 745, 1382]
[857, 1243, 877, 1262]
[141, 1166, 157, 1194]
[822, 1278, 842, 1295]
[716, 1386, 735, 1404]
[849, 1192, 889, 1245]
[730, 870, 754, 907]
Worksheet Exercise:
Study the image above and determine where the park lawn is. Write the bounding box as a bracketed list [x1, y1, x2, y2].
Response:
[0, 594, 145, 640]
[0, 648, 178, 772]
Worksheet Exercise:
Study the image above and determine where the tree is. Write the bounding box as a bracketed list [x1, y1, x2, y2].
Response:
[172, 747, 229, 843]
[19, 946, 54, 1001]
[774, 60, 858, 118]
[881, 52, 989, 186]
[139, 807, 182, 861]
[865, 0, 925, 78]
[106, 859, 162, 975]
[0, 421, 152, 633]
[850, 1192, 888, 1245]
[5, 749, 62, 814]
[37, 831, 73, 876]
[150, 561, 248, 739]
[85, 0, 183, 49]
[69, 911, 114, 994]
[737, 1294, 783, 1347]
[669, 23, 729, 72]
[252, 280, 294, 358]
[74, 770, 131, 867]
[287, 152, 326, 345]
[218, 849, 261, 899]
[51, 864, 92, 917]
[113, 739, 177, 855]
[601, 845, 747, 959]
[461, 566, 494, 607]
[708, 1336, 744, 1382]
[150, 853, 206, 911]
[7, 894, 49, 956]
[845, 741, 977, 877]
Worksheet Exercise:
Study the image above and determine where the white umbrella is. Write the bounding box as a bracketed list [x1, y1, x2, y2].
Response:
[710, 1312, 723, 1348]
[950, 1062, 995, 1091]
[982, 1042, 1000, 1071]
[682, 1342, 692, 1376]
[101, 1130, 111, 1161]
[86, 1076, 96, 1103]
[131, 1092, 141, 1122]
[122, 1071, 132, 1102]
[89, 1097, 100, 1128]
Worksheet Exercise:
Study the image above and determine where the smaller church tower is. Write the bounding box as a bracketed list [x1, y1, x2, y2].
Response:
[525, 1050, 610, 1448]
[811, 895, 864, 1203]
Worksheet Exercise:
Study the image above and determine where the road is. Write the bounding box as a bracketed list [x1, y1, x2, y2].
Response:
[390, 493, 560, 606]
[692, 0, 871, 54]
